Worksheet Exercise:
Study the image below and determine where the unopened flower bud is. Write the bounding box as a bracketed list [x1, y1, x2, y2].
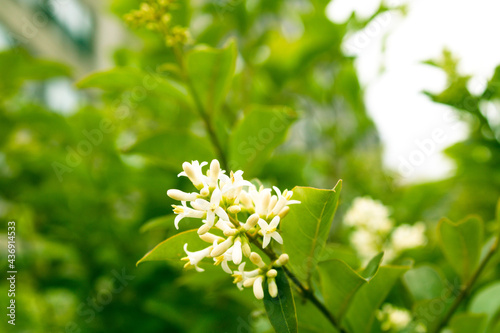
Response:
[268, 278, 278, 298]
[211, 237, 234, 257]
[232, 238, 242, 264]
[275, 253, 289, 266]
[242, 242, 251, 257]
[198, 223, 211, 235]
[266, 269, 277, 278]
[243, 213, 259, 230]
[228, 205, 241, 214]
[253, 276, 264, 300]
[278, 206, 290, 219]
[250, 252, 266, 268]
[209, 159, 220, 187]
[199, 232, 223, 244]
[167, 189, 198, 201]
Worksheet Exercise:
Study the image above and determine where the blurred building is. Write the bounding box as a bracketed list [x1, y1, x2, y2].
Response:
[0, 0, 127, 77]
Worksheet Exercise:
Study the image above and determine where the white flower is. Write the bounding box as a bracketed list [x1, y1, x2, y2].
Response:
[258, 216, 283, 248]
[232, 262, 259, 290]
[253, 276, 264, 299]
[350, 229, 381, 263]
[172, 201, 205, 229]
[192, 189, 229, 233]
[377, 304, 412, 331]
[215, 219, 237, 236]
[344, 197, 393, 233]
[270, 186, 300, 217]
[214, 248, 233, 274]
[182, 243, 212, 272]
[178, 160, 208, 189]
[220, 170, 252, 201]
[391, 222, 427, 253]
[250, 186, 272, 216]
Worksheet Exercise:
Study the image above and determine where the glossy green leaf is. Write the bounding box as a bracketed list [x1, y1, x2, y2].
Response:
[228, 105, 296, 176]
[263, 268, 298, 333]
[186, 39, 237, 114]
[438, 216, 483, 281]
[76, 67, 190, 103]
[403, 265, 445, 302]
[344, 264, 411, 333]
[281, 181, 342, 283]
[449, 313, 487, 333]
[318, 259, 368, 321]
[123, 131, 216, 167]
[137, 230, 206, 266]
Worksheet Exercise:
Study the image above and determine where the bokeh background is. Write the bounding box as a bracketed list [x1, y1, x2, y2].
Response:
[1, 0, 500, 332]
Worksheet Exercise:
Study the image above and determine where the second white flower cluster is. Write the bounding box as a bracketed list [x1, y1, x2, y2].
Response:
[167, 159, 299, 299]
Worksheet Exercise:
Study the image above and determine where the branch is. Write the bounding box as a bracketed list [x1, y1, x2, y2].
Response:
[432, 236, 499, 332]
[172, 46, 228, 170]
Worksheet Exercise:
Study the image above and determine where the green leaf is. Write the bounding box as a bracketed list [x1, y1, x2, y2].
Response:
[344, 264, 411, 333]
[469, 281, 500, 330]
[360, 252, 384, 281]
[318, 259, 368, 321]
[140, 215, 200, 235]
[281, 181, 342, 283]
[137, 230, 206, 266]
[449, 313, 487, 333]
[228, 105, 296, 176]
[295, 297, 339, 333]
[438, 216, 484, 281]
[403, 265, 446, 302]
[123, 131, 216, 168]
[186, 39, 237, 115]
[0, 48, 71, 100]
[263, 268, 298, 333]
[76, 67, 190, 103]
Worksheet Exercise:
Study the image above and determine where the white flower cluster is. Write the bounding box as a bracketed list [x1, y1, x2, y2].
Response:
[167, 160, 299, 299]
[376, 304, 412, 331]
[345, 197, 427, 264]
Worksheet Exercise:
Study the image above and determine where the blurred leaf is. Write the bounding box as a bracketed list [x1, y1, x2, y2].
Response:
[438, 216, 484, 281]
[344, 264, 411, 333]
[449, 313, 487, 333]
[263, 268, 298, 333]
[186, 39, 237, 114]
[123, 131, 216, 168]
[228, 105, 296, 176]
[403, 265, 445, 302]
[360, 252, 384, 281]
[281, 181, 342, 283]
[318, 259, 370, 321]
[469, 281, 500, 330]
[137, 229, 206, 266]
[76, 67, 190, 103]
[295, 296, 339, 333]
[140, 215, 201, 235]
[0, 48, 71, 100]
